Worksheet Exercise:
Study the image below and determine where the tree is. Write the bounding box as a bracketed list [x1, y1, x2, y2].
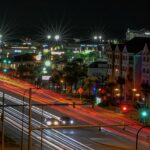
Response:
[141, 83, 150, 106]
[63, 62, 87, 92]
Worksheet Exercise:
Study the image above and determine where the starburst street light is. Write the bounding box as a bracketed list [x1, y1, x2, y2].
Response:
[47, 35, 51, 40]
[54, 35, 60, 41]
[93, 35, 102, 40]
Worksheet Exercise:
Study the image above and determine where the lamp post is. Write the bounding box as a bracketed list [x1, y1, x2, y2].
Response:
[46, 34, 60, 61]
[93, 35, 103, 59]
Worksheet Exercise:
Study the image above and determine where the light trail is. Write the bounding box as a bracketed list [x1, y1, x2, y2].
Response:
[1, 75, 150, 149]
[0, 93, 94, 150]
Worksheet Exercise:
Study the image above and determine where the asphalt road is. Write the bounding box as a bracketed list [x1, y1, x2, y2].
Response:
[0, 75, 150, 150]
[0, 90, 148, 150]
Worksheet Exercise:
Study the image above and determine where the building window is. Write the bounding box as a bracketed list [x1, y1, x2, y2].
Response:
[147, 57, 149, 62]
[146, 80, 149, 84]
[143, 68, 145, 73]
[147, 69, 149, 73]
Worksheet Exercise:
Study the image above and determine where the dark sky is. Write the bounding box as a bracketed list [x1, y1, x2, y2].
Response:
[0, 0, 150, 39]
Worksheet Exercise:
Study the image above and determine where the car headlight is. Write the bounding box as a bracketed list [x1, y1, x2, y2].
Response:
[46, 121, 52, 126]
[70, 120, 74, 124]
[54, 121, 59, 125]
[62, 121, 66, 124]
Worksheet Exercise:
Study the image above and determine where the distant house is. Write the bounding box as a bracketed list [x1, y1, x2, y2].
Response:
[87, 61, 107, 77]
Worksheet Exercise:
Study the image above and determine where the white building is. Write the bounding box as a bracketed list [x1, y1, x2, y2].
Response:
[126, 28, 150, 40]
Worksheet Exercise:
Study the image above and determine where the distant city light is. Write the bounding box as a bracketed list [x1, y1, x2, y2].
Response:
[43, 49, 49, 53]
[35, 54, 42, 61]
[43, 67, 46, 71]
[145, 32, 150, 35]
[99, 36, 102, 40]
[45, 60, 51, 66]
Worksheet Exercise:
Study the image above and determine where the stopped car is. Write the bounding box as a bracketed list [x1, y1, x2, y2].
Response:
[45, 118, 60, 126]
[60, 116, 74, 125]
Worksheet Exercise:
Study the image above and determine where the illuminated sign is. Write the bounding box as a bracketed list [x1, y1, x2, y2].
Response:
[51, 51, 64, 55]
[14, 49, 22, 53]
[42, 76, 51, 81]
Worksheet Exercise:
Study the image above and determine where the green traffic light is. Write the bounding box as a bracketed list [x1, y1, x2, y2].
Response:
[8, 60, 11, 64]
[3, 59, 7, 64]
[3, 68, 8, 73]
[141, 111, 148, 117]
[140, 109, 149, 118]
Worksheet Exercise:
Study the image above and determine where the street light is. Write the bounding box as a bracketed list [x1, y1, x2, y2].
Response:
[94, 36, 98, 40]
[99, 36, 102, 40]
[47, 35, 51, 40]
[93, 35, 102, 41]
[54, 35, 60, 41]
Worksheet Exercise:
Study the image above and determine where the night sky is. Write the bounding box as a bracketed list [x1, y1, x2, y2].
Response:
[0, 0, 150, 39]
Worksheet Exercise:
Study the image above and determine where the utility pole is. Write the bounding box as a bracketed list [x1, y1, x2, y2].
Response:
[1, 91, 5, 150]
[20, 94, 26, 150]
[28, 88, 32, 150]
[40, 105, 44, 150]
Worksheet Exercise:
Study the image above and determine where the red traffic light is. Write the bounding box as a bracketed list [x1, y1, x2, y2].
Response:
[120, 105, 128, 112]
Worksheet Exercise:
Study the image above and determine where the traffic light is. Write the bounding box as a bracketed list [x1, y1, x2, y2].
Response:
[140, 109, 149, 118]
[120, 105, 128, 113]
[3, 68, 8, 73]
[1, 58, 12, 64]
[7, 60, 12, 64]
[3, 59, 7, 64]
